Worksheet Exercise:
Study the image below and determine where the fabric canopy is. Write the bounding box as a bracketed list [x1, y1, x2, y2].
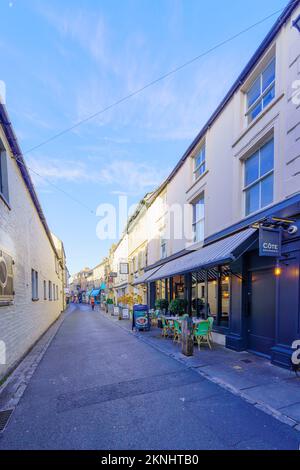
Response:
[100, 282, 106, 290]
[90, 289, 100, 296]
[132, 266, 162, 286]
[147, 228, 257, 282]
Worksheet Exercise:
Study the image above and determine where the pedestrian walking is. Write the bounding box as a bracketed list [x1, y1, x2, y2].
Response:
[91, 297, 95, 311]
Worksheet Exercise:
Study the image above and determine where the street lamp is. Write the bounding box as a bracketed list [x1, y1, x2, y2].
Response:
[292, 14, 300, 33]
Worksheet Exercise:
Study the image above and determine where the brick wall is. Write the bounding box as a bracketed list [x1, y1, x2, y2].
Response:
[0, 125, 63, 380]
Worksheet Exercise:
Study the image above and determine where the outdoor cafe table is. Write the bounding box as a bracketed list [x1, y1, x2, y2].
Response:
[162, 316, 206, 325]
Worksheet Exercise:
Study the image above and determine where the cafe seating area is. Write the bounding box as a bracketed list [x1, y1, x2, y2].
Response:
[151, 312, 214, 350]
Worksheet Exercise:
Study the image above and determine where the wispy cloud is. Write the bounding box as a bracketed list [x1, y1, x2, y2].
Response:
[36, 5, 108, 65]
[27, 156, 168, 196]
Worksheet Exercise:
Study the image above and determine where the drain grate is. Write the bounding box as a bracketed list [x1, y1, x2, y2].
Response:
[241, 359, 252, 364]
[0, 409, 13, 433]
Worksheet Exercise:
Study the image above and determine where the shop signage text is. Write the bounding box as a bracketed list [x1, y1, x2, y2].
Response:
[259, 227, 282, 257]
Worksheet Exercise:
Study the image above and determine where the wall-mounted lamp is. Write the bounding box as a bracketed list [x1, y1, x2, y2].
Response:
[292, 14, 300, 33]
[274, 261, 282, 277]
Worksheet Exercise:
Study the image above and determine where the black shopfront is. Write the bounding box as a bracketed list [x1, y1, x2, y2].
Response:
[147, 196, 300, 369]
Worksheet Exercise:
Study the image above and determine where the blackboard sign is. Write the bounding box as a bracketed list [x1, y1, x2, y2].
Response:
[259, 227, 282, 257]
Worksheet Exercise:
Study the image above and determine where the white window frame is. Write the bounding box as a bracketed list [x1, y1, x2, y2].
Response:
[193, 143, 206, 180]
[160, 235, 167, 260]
[49, 281, 52, 301]
[0, 147, 9, 204]
[245, 57, 276, 124]
[192, 194, 205, 243]
[43, 280, 47, 300]
[243, 139, 274, 216]
[31, 269, 38, 301]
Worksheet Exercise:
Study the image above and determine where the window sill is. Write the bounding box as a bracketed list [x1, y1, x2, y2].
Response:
[0, 192, 11, 210]
[186, 169, 209, 196]
[232, 93, 284, 148]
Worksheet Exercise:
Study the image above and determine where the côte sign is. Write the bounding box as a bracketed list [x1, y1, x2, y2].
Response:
[259, 227, 282, 257]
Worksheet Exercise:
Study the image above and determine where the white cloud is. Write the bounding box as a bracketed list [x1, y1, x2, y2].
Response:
[27, 156, 167, 196]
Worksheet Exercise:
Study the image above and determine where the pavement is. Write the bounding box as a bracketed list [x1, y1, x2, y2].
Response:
[0, 304, 299, 450]
[105, 309, 300, 430]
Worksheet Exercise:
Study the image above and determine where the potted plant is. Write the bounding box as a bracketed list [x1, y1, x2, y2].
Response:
[106, 298, 114, 315]
[155, 298, 169, 315]
[169, 298, 188, 317]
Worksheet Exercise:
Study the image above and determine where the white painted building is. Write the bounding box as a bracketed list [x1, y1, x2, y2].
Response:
[0, 102, 66, 380]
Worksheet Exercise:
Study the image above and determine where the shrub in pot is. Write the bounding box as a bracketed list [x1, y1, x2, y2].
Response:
[155, 298, 169, 315]
[169, 298, 188, 317]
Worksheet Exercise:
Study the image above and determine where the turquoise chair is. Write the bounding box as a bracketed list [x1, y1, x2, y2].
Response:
[173, 320, 182, 344]
[207, 316, 214, 344]
[194, 321, 212, 350]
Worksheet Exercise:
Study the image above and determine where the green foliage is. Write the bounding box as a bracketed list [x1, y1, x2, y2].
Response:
[106, 298, 114, 304]
[155, 298, 169, 311]
[169, 298, 188, 316]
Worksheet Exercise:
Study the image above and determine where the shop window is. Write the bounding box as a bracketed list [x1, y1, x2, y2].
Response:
[193, 143, 206, 179]
[192, 194, 205, 243]
[191, 267, 230, 328]
[246, 57, 275, 123]
[244, 139, 274, 216]
[220, 268, 230, 328]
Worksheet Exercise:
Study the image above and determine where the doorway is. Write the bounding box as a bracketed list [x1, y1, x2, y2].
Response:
[247, 268, 276, 357]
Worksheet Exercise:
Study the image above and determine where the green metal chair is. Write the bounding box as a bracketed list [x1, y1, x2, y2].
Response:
[173, 320, 182, 344]
[161, 317, 169, 338]
[194, 321, 212, 350]
[207, 316, 214, 344]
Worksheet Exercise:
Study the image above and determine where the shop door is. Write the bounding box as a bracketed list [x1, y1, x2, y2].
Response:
[247, 268, 276, 357]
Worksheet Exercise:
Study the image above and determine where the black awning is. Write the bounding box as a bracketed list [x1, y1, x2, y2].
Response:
[147, 228, 257, 282]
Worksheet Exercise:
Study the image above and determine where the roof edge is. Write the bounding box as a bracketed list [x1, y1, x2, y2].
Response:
[0, 103, 60, 260]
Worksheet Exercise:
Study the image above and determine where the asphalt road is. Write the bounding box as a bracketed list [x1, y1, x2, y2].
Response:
[0, 304, 299, 450]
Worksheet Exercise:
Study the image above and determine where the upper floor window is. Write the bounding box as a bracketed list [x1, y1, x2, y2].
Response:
[246, 57, 276, 124]
[244, 138, 274, 216]
[49, 281, 52, 301]
[194, 143, 206, 180]
[160, 235, 167, 260]
[31, 269, 38, 301]
[192, 194, 205, 243]
[0, 148, 9, 203]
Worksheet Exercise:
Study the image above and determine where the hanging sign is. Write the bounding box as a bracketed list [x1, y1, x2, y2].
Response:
[259, 227, 282, 257]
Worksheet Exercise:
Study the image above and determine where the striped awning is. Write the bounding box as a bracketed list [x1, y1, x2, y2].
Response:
[147, 228, 257, 282]
[132, 266, 162, 286]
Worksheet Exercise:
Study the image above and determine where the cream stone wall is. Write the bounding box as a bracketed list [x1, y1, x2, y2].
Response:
[0, 125, 63, 380]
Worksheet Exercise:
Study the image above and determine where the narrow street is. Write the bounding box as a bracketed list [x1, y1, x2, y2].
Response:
[0, 305, 299, 450]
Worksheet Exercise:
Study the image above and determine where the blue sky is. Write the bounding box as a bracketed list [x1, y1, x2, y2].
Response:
[0, 0, 288, 274]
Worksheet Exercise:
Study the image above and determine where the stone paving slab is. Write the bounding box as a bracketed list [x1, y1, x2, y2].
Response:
[101, 309, 300, 431]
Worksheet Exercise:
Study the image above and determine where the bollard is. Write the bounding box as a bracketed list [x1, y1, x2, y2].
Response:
[181, 315, 194, 357]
